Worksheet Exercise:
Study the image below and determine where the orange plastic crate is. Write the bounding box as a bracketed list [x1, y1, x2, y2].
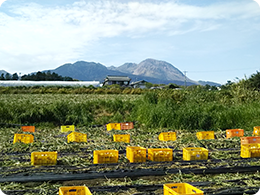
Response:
[148, 148, 173, 162]
[21, 126, 35, 133]
[164, 183, 204, 195]
[253, 126, 260, 136]
[196, 131, 214, 140]
[159, 132, 176, 141]
[126, 146, 146, 163]
[241, 143, 260, 158]
[226, 129, 244, 139]
[183, 147, 208, 161]
[59, 186, 92, 195]
[13, 134, 34, 144]
[240, 136, 260, 145]
[67, 132, 87, 143]
[120, 122, 134, 130]
[113, 134, 130, 143]
[93, 150, 118, 164]
[31, 151, 57, 166]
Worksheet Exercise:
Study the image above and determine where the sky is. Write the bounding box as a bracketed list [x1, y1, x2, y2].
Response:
[0, 0, 259, 84]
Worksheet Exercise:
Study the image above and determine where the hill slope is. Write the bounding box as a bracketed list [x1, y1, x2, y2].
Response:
[49, 59, 198, 85]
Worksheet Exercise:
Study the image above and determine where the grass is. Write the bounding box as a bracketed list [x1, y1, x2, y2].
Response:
[1, 89, 260, 194]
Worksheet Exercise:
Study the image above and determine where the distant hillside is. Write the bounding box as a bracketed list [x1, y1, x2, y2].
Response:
[115, 59, 195, 83]
[113, 63, 138, 74]
[197, 80, 221, 87]
[48, 59, 198, 85]
[49, 61, 126, 82]
[0, 70, 9, 75]
[0, 58, 211, 86]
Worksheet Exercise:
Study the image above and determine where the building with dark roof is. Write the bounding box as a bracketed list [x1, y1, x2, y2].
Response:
[102, 75, 131, 86]
[130, 80, 147, 89]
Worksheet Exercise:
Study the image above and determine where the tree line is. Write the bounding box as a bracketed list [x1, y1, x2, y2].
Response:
[0, 71, 74, 81]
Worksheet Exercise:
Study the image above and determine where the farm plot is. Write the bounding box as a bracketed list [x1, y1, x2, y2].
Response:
[0, 125, 260, 195]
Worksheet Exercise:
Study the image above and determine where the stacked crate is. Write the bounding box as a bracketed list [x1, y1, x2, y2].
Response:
[241, 144, 260, 158]
[240, 136, 260, 145]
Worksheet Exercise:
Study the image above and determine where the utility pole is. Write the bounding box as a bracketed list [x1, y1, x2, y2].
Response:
[184, 71, 187, 88]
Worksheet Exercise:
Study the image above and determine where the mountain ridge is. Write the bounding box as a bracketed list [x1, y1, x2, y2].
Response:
[1, 59, 221, 86]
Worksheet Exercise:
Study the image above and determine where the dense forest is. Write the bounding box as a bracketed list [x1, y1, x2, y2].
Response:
[0, 71, 74, 81]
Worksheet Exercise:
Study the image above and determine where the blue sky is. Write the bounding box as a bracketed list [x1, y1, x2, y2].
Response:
[0, 0, 259, 84]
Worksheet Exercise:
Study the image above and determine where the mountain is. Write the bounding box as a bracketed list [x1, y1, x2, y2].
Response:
[197, 80, 221, 87]
[46, 59, 200, 85]
[117, 59, 194, 83]
[0, 70, 9, 75]
[49, 61, 126, 82]
[112, 63, 138, 74]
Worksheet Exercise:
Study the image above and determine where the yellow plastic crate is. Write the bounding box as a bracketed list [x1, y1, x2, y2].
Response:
[164, 183, 204, 195]
[253, 126, 260, 136]
[31, 151, 58, 166]
[148, 148, 173, 162]
[93, 150, 118, 164]
[113, 134, 130, 143]
[241, 143, 260, 158]
[226, 129, 244, 139]
[196, 131, 214, 140]
[59, 186, 92, 195]
[159, 132, 176, 141]
[61, 125, 75, 133]
[67, 132, 87, 143]
[106, 123, 121, 131]
[183, 147, 208, 161]
[21, 126, 35, 133]
[13, 134, 34, 144]
[126, 146, 146, 163]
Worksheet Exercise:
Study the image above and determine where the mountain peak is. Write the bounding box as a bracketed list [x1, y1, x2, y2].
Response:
[132, 58, 186, 81]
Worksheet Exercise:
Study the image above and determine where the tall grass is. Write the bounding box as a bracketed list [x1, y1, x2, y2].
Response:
[1, 86, 260, 131]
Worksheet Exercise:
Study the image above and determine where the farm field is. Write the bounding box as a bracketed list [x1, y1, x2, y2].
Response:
[1, 89, 260, 194]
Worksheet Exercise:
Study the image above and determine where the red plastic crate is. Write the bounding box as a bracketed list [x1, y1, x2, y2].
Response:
[120, 122, 134, 130]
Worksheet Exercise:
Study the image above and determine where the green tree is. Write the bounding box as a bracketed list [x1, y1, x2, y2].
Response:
[0, 73, 5, 80]
[12, 73, 19, 80]
[5, 73, 11, 80]
[247, 71, 260, 90]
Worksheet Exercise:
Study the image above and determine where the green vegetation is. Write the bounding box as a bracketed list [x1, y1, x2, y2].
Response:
[0, 71, 74, 81]
[1, 77, 260, 131]
[1, 76, 260, 194]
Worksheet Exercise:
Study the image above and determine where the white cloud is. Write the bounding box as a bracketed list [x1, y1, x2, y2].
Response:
[0, 0, 259, 73]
